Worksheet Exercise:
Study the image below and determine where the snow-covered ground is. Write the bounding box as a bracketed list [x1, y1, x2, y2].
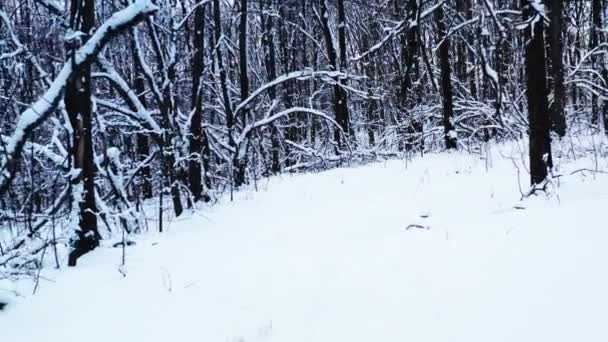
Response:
[2, 141, 608, 342]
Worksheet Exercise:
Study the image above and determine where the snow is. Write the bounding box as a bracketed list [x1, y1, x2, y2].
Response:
[64, 30, 87, 42]
[3, 141, 608, 341]
[106, 147, 122, 164]
[484, 62, 499, 85]
[0, 279, 17, 309]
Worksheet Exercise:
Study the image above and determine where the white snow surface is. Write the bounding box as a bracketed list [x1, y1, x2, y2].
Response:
[3, 142, 608, 341]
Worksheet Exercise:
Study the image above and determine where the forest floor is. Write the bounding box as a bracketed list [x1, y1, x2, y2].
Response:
[2, 140, 608, 341]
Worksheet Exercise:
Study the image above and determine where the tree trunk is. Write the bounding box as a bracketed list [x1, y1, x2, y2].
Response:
[523, 0, 552, 186]
[435, 4, 457, 150]
[66, 0, 100, 266]
[548, 0, 567, 137]
[189, 2, 211, 202]
[591, 0, 603, 126]
[213, 0, 238, 186]
[261, 0, 282, 174]
[234, 0, 249, 186]
[456, 0, 468, 83]
[132, 42, 153, 200]
[465, 0, 477, 99]
[320, 0, 351, 148]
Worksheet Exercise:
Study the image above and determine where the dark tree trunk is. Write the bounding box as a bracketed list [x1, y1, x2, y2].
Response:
[213, 0, 239, 185]
[591, 0, 603, 126]
[277, 4, 297, 166]
[319, 0, 351, 148]
[234, 0, 249, 186]
[523, 0, 552, 186]
[548, 0, 567, 137]
[159, 101, 183, 218]
[465, 0, 477, 99]
[405, 0, 422, 147]
[397, 0, 419, 109]
[495, 0, 510, 128]
[162, 50, 183, 216]
[239, 0, 250, 106]
[261, 0, 282, 174]
[189, 2, 211, 202]
[435, 4, 457, 150]
[404, 0, 418, 95]
[456, 0, 468, 83]
[66, 0, 100, 266]
[132, 47, 153, 200]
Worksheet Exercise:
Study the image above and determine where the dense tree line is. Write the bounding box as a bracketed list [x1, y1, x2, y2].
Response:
[0, 0, 606, 272]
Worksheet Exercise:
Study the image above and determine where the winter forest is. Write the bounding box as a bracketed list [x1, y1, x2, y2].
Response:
[2, 0, 608, 340]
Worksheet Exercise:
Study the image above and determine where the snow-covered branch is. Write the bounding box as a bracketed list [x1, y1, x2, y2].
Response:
[351, 1, 445, 62]
[233, 69, 358, 118]
[235, 107, 344, 147]
[0, 10, 26, 60]
[0, 0, 158, 194]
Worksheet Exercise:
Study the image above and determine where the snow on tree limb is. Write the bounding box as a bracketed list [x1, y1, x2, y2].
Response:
[0, 10, 26, 60]
[0, 0, 158, 194]
[233, 69, 357, 118]
[94, 58, 163, 135]
[235, 107, 345, 147]
[33, 0, 67, 23]
[172, 0, 213, 31]
[351, 1, 446, 62]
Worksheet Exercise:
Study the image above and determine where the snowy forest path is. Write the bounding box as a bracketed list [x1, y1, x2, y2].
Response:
[3, 149, 608, 342]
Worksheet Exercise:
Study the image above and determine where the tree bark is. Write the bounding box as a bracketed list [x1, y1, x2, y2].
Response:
[319, 0, 351, 148]
[66, 0, 100, 266]
[132, 39, 153, 200]
[234, 0, 249, 186]
[189, 2, 211, 202]
[261, 0, 282, 174]
[523, 0, 552, 185]
[212, 0, 239, 186]
[591, 0, 603, 126]
[456, 0, 468, 83]
[435, 4, 457, 150]
[548, 0, 567, 137]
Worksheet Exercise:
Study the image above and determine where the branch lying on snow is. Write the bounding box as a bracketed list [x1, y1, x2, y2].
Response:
[0, 0, 159, 195]
[522, 177, 553, 199]
[405, 224, 429, 230]
[283, 140, 344, 172]
[569, 168, 608, 176]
